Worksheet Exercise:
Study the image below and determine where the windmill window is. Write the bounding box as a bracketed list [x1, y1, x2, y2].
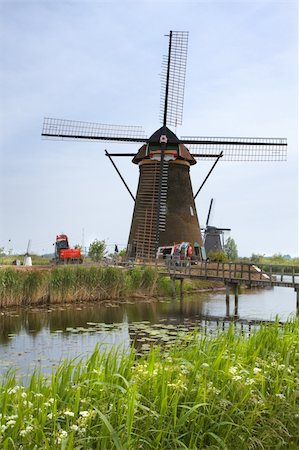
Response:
[190, 206, 194, 216]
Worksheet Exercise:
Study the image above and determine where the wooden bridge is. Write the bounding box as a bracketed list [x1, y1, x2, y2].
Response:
[161, 261, 299, 313]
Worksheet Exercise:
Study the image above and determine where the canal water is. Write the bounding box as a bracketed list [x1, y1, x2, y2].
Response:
[0, 285, 296, 378]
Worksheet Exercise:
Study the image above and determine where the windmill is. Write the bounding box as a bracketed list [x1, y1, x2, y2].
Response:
[23, 240, 32, 266]
[203, 199, 231, 255]
[42, 31, 287, 261]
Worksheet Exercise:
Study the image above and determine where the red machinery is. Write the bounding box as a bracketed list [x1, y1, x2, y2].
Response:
[55, 234, 83, 264]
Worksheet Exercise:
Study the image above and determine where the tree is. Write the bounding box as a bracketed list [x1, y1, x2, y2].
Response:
[224, 237, 238, 261]
[88, 239, 106, 262]
[207, 250, 228, 262]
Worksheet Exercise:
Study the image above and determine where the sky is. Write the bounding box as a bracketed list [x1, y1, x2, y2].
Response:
[0, 0, 298, 257]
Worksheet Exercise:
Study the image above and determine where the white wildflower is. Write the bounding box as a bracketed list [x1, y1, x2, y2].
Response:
[23, 400, 33, 408]
[6, 419, 16, 427]
[232, 375, 242, 382]
[210, 386, 220, 394]
[7, 415, 18, 420]
[70, 424, 79, 432]
[275, 393, 286, 400]
[229, 366, 238, 375]
[201, 363, 209, 368]
[64, 410, 75, 418]
[56, 429, 68, 444]
[79, 410, 90, 418]
[47, 413, 53, 420]
[19, 425, 33, 437]
[7, 386, 20, 395]
[44, 398, 54, 407]
[253, 367, 262, 374]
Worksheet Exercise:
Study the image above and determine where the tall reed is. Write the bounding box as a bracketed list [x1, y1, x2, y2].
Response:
[0, 266, 165, 307]
[0, 319, 298, 449]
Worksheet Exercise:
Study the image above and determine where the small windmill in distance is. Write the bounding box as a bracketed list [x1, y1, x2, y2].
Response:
[203, 199, 231, 255]
[23, 240, 32, 266]
[42, 30, 287, 261]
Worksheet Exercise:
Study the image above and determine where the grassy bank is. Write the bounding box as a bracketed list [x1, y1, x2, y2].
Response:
[0, 255, 51, 266]
[0, 319, 298, 449]
[0, 266, 219, 307]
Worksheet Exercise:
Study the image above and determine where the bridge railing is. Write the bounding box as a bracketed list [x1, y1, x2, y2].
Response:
[165, 259, 299, 286]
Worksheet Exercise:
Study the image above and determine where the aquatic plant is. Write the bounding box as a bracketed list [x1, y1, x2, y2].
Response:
[0, 319, 298, 449]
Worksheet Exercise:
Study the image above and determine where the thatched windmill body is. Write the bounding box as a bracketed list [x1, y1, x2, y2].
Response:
[42, 31, 287, 260]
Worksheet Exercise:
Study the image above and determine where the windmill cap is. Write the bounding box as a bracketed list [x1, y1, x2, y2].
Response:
[132, 126, 196, 165]
[148, 126, 179, 144]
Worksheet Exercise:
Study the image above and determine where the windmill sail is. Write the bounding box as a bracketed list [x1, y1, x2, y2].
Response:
[182, 136, 287, 161]
[160, 31, 189, 128]
[42, 117, 147, 143]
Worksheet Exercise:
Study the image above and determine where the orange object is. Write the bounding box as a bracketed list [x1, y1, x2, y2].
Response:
[55, 234, 82, 264]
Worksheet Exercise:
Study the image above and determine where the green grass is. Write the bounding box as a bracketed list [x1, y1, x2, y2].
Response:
[0, 255, 51, 265]
[0, 319, 298, 449]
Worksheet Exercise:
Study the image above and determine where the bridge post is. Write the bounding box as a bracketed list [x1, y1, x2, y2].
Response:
[171, 276, 176, 298]
[180, 278, 184, 299]
[295, 285, 299, 315]
[225, 284, 230, 316]
[234, 283, 239, 317]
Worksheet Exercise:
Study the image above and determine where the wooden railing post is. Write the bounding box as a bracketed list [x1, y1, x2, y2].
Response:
[281, 266, 284, 282]
[269, 265, 273, 286]
[295, 285, 299, 315]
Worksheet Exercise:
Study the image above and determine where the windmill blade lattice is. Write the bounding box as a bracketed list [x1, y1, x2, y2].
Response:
[181, 136, 287, 161]
[160, 31, 189, 128]
[42, 117, 147, 143]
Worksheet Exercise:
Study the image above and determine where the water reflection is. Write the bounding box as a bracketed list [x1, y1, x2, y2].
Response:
[0, 286, 296, 377]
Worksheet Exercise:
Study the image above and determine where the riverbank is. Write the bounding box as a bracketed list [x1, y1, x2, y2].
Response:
[0, 318, 298, 449]
[0, 266, 224, 308]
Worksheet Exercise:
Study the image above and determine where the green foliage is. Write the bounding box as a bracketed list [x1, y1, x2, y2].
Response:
[250, 253, 263, 264]
[88, 239, 106, 262]
[224, 237, 238, 261]
[240, 254, 299, 266]
[0, 319, 298, 448]
[207, 251, 228, 262]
